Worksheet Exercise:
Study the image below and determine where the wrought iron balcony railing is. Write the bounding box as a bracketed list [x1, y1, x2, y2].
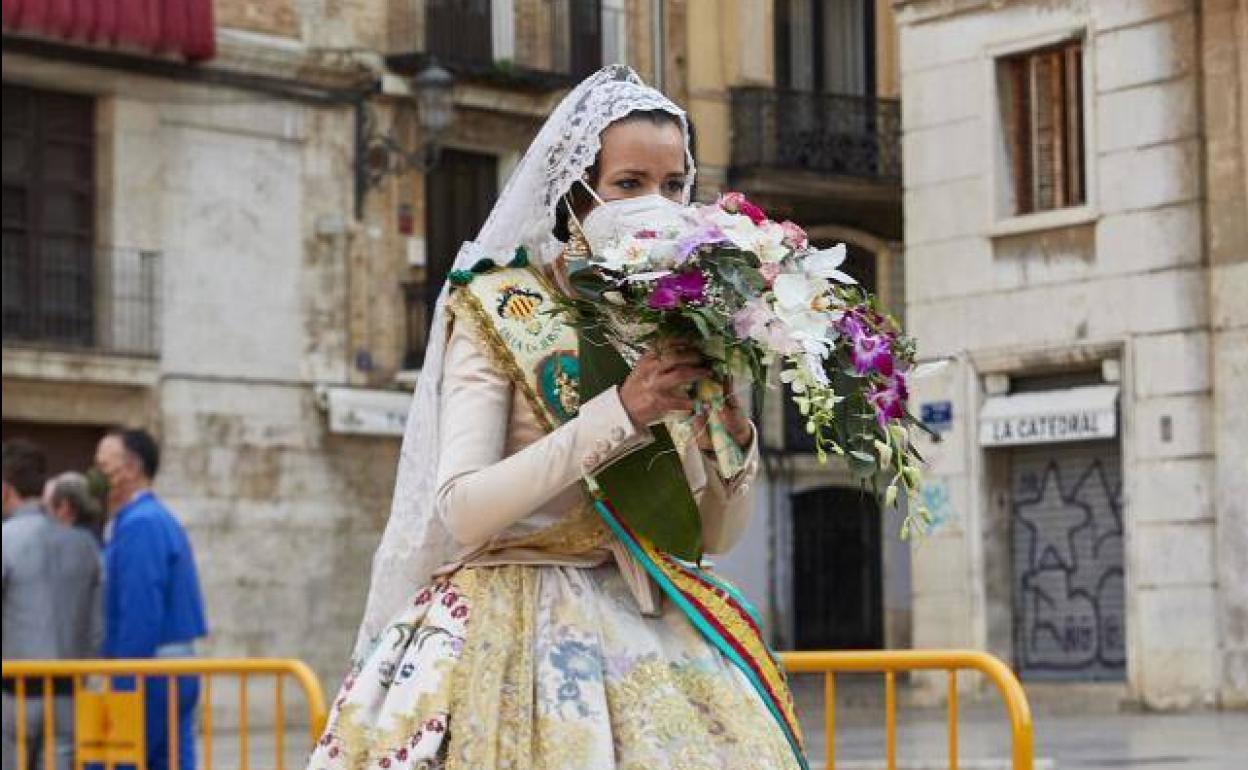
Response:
[731, 88, 902, 183]
[2, 246, 161, 357]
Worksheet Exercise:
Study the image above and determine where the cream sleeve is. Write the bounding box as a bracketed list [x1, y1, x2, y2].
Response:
[435, 315, 654, 546]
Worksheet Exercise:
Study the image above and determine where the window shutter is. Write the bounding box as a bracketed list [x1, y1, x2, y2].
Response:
[1064, 44, 1085, 206]
[1004, 58, 1033, 214]
[1031, 52, 1059, 211]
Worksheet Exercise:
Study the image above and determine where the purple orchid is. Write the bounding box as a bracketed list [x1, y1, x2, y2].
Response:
[868, 373, 908, 426]
[853, 334, 895, 376]
[648, 286, 680, 310]
[647, 270, 707, 310]
[840, 314, 895, 376]
[675, 224, 727, 264]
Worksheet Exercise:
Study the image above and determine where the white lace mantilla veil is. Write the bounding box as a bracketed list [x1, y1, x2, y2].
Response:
[352, 64, 697, 658]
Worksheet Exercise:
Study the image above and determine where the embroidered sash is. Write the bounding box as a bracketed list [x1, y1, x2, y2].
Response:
[448, 257, 807, 768]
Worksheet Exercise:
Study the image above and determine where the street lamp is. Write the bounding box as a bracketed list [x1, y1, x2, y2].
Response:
[355, 62, 456, 214]
[412, 62, 455, 137]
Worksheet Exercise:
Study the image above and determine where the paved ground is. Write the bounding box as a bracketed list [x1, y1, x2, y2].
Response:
[790, 676, 1248, 770]
[199, 678, 1247, 769]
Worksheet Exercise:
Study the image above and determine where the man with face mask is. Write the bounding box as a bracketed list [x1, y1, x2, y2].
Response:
[95, 428, 206, 770]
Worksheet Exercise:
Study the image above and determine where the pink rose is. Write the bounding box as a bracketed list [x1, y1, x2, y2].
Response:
[739, 199, 767, 225]
[759, 262, 782, 287]
[718, 191, 746, 214]
[779, 220, 807, 248]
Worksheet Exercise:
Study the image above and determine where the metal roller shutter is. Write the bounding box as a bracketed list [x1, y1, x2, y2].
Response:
[1010, 440, 1126, 680]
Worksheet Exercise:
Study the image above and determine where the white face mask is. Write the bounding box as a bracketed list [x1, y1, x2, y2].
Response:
[572, 182, 690, 257]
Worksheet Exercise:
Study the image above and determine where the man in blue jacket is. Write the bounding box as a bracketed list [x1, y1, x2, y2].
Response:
[96, 429, 207, 770]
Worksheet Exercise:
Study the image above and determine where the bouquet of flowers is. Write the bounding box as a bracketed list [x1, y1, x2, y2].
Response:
[559, 192, 931, 542]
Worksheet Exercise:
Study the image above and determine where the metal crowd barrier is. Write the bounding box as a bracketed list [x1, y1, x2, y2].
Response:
[1, 658, 328, 770]
[780, 649, 1035, 770]
[4, 651, 1032, 770]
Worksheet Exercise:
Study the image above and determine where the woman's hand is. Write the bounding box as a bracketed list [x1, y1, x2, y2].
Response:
[619, 340, 710, 428]
[693, 384, 753, 450]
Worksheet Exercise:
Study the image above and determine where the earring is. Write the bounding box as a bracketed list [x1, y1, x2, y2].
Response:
[563, 198, 591, 259]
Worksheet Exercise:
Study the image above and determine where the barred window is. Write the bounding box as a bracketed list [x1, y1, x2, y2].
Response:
[999, 40, 1086, 215]
[2, 85, 96, 348]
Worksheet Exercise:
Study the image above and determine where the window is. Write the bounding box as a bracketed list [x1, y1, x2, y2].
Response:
[427, 0, 494, 68]
[999, 40, 1086, 216]
[2, 85, 95, 348]
[570, 1, 604, 79]
[601, 0, 628, 66]
[775, 0, 875, 96]
[406, 149, 498, 369]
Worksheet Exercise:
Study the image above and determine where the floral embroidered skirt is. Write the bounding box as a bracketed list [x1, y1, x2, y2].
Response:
[307, 562, 802, 770]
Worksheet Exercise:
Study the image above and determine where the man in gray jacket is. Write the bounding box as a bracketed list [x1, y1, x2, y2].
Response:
[2, 439, 102, 770]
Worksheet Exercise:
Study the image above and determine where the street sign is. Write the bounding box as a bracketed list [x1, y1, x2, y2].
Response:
[979, 385, 1118, 447]
[921, 400, 954, 434]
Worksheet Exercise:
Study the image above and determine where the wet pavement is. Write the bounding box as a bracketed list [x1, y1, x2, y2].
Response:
[790, 675, 1247, 770]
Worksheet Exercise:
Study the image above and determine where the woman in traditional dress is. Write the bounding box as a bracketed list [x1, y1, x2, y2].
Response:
[307, 65, 806, 770]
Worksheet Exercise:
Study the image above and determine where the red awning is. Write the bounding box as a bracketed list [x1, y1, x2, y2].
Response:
[3, 0, 216, 61]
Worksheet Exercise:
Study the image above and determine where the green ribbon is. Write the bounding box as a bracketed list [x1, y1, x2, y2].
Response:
[576, 328, 703, 562]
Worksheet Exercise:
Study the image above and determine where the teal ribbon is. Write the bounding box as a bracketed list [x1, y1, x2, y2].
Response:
[590, 499, 809, 770]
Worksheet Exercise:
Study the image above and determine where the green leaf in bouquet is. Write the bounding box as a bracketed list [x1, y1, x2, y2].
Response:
[688, 308, 713, 340]
[568, 268, 611, 301]
[711, 259, 762, 299]
[577, 327, 703, 562]
[846, 449, 878, 478]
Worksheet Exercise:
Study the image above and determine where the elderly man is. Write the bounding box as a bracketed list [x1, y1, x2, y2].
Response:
[2, 440, 102, 770]
[95, 428, 206, 770]
[44, 471, 105, 542]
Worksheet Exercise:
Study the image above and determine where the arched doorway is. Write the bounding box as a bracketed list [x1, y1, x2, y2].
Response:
[791, 485, 884, 649]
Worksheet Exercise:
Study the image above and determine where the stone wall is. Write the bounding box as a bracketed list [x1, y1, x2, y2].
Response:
[897, 0, 1242, 708]
[1203, 0, 1248, 708]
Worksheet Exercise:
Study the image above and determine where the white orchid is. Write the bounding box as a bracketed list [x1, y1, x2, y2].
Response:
[623, 270, 673, 283]
[595, 236, 654, 272]
[802, 346, 831, 387]
[802, 244, 856, 284]
[772, 272, 835, 335]
[704, 208, 790, 263]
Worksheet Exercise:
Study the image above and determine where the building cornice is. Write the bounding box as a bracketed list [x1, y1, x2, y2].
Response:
[213, 27, 378, 90]
[894, 0, 1000, 26]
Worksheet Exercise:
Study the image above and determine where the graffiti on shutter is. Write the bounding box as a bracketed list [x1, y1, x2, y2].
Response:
[1011, 441, 1126, 680]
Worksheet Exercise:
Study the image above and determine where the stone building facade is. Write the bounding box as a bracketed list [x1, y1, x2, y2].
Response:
[896, 0, 1247, 708]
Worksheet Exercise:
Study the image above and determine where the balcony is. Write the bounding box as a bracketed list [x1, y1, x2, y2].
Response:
[732, 88, 902, 181]
[388, 0, 623, 91]
[2, 246, 161, 358]
[729, 88, 903, 237]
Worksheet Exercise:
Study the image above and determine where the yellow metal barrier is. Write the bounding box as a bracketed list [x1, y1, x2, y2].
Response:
[780, 649, 1035, 770]
[1, 658, 328, 770]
